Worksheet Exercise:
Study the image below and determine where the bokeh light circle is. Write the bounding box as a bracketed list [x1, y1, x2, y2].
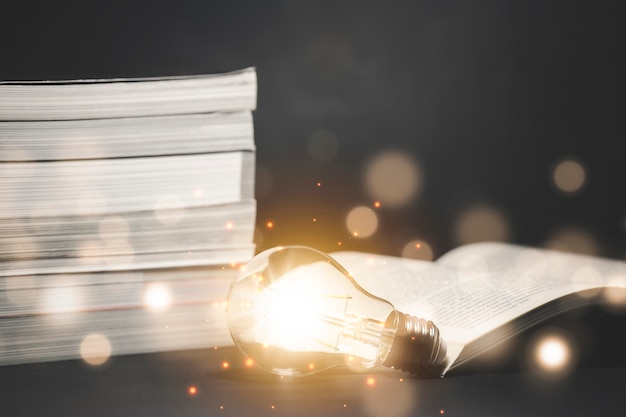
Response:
[362, 377, 415, 417]
[143, 283, 172, 311]
[543, 227, 599, 256]
[363, 150, 421, 208]
[526, 327, 578, 380]
[602, 276, 626, 313]
[80, 333, 112, 366]
[552, 158, 587, 194]
[346, 206, 379, 238]
[454, 204, 510, 245]
[153, 194, 186, 225]
[401, 240, 434, 261]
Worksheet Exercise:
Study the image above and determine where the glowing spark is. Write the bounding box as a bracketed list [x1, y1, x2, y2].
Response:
[245, 358, 254, 368]
[266, 221, 274, 229]
[316, 182, 322, 187]
[225, 222, 234, 230]
[308, 363, 316, 370]
[187, 385, 198, 396]
[337, 241, 342, 246]
[374, 201, 381, 208]
[220, 406, 224, 410]
[440, 410, 445, 415]
[366, 376, 376, 387]
[271, 405, 275, 409]
[221, 361, 230, 369]
[313, 218, 317, 222]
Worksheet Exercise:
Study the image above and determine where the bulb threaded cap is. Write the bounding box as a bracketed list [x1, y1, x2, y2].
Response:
[383, 312, 448, 377]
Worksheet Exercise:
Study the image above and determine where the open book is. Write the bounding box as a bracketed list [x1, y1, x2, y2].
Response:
[331, 242, 626, 375]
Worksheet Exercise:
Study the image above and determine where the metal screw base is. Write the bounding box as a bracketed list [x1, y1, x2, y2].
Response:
[383, 312, 448, 377]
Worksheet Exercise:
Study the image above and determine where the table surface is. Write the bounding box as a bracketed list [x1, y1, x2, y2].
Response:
[2, 344, 625, 417]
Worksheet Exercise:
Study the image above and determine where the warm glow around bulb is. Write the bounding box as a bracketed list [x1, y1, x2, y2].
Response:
[262, 279, 332, 351]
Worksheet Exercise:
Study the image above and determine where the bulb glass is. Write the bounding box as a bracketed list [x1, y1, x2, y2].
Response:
[227, 246, 397, 376]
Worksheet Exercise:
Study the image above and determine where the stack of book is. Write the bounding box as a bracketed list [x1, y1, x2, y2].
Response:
[0, 68, 257, 365]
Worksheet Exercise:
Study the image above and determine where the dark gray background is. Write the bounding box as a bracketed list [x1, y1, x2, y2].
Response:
[2, 0, 625, 259]
[2, 2, 626, 415]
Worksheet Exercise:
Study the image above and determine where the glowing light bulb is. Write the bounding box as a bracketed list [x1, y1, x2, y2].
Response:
[227, 246, 447, 377]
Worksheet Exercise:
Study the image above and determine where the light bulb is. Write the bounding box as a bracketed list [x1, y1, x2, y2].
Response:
[227, 246, 447, 377]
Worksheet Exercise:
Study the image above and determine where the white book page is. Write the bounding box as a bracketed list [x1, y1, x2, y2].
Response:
[331, 245, 626, 370]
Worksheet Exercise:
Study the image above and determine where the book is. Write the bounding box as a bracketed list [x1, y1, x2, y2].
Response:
[0, 111, 254, 161]
[0, 68, 256, 121]
[331, 242, 626, 375]
[0, 266, 236, 365]
[0, 68, 258, 366]
[0, 298, 233, 365]
[0, 151, 254, 217]
[1, 202, 256, 276]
